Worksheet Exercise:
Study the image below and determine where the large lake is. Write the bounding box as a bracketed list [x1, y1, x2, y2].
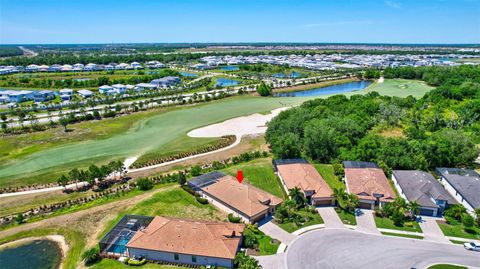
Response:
[274, 80, 373, 97]
[0, 240, 62, 269]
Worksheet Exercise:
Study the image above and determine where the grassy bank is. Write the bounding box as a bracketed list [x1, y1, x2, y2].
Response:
[0, 228, 85, 269]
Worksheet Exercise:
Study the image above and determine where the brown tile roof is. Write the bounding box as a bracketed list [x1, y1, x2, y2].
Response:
[201, 176, 283, 218]
[126, 216, 244, 259]
[276, 163, 333, 198]
[345, 168, 396, 202]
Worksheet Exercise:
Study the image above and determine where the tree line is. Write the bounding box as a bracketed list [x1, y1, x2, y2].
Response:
[266, 65, 480, 172]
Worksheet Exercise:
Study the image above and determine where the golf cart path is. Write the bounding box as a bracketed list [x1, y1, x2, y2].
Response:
[126, 107, 289, 173]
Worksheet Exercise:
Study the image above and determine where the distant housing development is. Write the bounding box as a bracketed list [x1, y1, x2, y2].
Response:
[436, 168, 480, 215]
[392, 170, 456, 216]
[274, 159, 334, 206]
[343, 161, 396, 209]
[189, 172, 283, 223]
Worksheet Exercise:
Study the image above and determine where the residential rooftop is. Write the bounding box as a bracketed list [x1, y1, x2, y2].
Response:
[436, 168, 480, 209]
[126, 216, 244, 259]
[200, 175, 282, 218]
[392, 170, 455, 208]
[275, 160, 333, 199]
[344, 163, 396, 202]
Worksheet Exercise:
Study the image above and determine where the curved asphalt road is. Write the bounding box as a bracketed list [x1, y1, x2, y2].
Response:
[285, 229, 480, 269]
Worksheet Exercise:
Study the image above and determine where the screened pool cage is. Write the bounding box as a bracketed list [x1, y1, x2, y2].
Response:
[99, 215, 153, 256]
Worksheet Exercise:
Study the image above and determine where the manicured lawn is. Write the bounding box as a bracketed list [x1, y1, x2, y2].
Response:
[313, 164, 345, 190]
[277, 210, 324, 233]
[118, 187, 224, 221]
[374, 216, 422, 233]
[91, 259, 188, 269]
[335, 209, 357, 225]
[365, 79, 434, 98]
[222, 158, 286, 198]
[437, 218, 480, 240]
[381, 231, 423, 239]
[427, 264, 467, 269]
[257, 235, 280, 255]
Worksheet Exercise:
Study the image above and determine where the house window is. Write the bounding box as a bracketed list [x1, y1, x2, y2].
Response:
[174, 253, 179, 260]
[192, 255, 197, 263]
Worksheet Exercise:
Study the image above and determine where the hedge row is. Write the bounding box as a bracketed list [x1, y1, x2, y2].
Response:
[130, 135, 236, 169]
[0, 184, 131, 226]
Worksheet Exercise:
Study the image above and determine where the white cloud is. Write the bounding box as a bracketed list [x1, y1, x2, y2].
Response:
[385, 0, 402, 8]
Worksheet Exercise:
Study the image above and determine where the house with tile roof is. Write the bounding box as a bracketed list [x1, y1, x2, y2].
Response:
[126, 216, 244, 268]
[274, 159, 334, 206]
[193, 172, 283, 223]
[436, 168, 480, 215]
[392, 170, 456, 216]
[343, 161, 396, 209]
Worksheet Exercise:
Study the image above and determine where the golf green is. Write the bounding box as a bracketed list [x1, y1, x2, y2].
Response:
[0, 83, 432, 186]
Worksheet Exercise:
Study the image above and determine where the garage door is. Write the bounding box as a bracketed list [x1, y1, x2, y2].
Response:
[358, 202, 372, 209]
[314, 199, 332, 206]
[419, 208, 435, 216]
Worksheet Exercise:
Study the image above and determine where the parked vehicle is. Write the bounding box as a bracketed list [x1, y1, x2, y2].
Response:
[463, 242, 480, 252]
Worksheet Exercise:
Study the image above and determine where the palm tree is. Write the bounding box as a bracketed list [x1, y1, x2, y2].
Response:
[408, 201, 420, 217]
[289, 187, 306, 208]
[332, 187, 346, 207]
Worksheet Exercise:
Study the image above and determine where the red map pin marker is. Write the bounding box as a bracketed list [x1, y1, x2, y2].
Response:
[237, 170, 244, 184]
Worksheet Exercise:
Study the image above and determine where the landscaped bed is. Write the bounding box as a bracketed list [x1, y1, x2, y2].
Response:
[276, 209, 324, 233]
[437, 217, 480, 240]
[243, 224, 280, 256]
[374, 216, 422, 233]
[427, 264, 467, 269]
[335, 208, 356, 226]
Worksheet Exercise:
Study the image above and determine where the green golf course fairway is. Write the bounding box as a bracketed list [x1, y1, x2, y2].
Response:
[0, 82, 432, 187]
[366, 79, 434, 95]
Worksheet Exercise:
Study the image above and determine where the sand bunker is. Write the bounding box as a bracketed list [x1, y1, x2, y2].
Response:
[188, 107, 289, 138]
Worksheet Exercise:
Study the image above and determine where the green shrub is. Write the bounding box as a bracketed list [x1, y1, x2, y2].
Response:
[181, 185, 196, 196]
[136, 178, 153, 191]
[127, 258, 147, 266]
[462, 214, 474, 228]
[228, 213, 242, 223]
[196, 196, 209, 204]
[82, 247, 100, 265]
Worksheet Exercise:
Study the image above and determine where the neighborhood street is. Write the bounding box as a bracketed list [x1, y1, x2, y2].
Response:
[284, 228, 480, 269]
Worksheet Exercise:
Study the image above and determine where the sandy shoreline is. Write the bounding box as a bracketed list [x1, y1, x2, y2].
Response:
[0, 235, 69, 269]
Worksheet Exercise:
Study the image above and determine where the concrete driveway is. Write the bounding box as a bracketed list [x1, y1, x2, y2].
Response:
[418, 216, 450, 243]
[258, 218, 296, 244]
[285, 228, 480, 269]
[316, 207, 345, 229]
[355, 209, 380, 234]
[254, 253, 286, 269]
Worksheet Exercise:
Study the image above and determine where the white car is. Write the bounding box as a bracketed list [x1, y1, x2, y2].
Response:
[463, 242, 480, 251]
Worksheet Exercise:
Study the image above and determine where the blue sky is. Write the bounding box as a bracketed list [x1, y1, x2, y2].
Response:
[0, 0, 479, 44]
